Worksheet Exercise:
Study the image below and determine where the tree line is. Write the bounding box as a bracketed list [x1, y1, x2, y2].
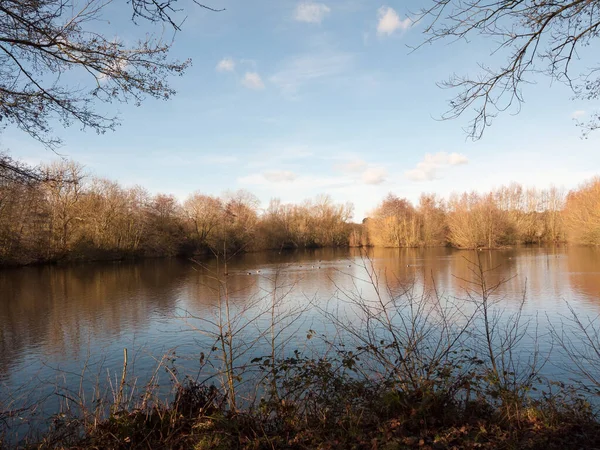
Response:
[0, 160, 599, 265]
[0, 161, 356, 265]
[365, 181, 599, 249]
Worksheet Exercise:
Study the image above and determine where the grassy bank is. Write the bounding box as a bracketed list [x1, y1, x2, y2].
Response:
[14, 357, 600, 450]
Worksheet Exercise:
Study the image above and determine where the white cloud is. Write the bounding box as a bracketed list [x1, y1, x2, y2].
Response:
[239, 173, 353, 190]
[405, 152, 469, 181]
[294, 2, 331, 23]
[377, 6, 411, 36]
[270, 52, 353, 94]
[334, 158, 387, 184]
[336, 159, 368, 173]
[242, 72, 265, 90]
[99, 60, 128, 82]
[572, 110, 586, 119]
[216, 57, 235, 72]
[362, 166, 387, 185]
[447, 153, 469, 165]
[263, 170, 297, 183]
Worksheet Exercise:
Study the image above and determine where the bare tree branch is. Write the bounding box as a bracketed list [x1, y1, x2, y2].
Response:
[0, 0, 222, 177]
[415, 0, 600, 139]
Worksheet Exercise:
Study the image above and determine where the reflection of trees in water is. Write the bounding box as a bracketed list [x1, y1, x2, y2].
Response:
[443, 247, 575, 310]
[183, 266, 257, 311]
[567, 247, 600, 301]
[339, 246, 597, 312]
[3, 247, 599, 383]
[0, 260, 188, 378]
[360, 247, 465, 298]
[361, 247, 565, 309]
[447, 249, 520, 296]
[511, 247, 569, 307]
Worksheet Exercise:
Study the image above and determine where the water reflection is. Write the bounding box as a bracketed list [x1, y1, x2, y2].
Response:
[567, 246, 600, 302]
[1, 246, 599, 392]
[0, 260, 188, 378]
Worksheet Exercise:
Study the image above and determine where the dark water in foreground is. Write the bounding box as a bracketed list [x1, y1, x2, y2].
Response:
[1, 246, 600, 432]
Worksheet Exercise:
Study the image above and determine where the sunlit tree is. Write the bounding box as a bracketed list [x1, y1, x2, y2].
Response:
[564, 177, 600, 245]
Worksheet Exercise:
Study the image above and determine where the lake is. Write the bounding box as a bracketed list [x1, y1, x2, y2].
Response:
[1, 246, 600, 437]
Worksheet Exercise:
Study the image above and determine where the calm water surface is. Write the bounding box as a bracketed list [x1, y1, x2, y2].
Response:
[1, 246, 600, 429]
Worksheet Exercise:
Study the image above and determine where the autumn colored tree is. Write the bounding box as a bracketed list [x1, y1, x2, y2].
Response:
[417, 193, 447, 246]
[0, 176, 48, 263]
[40, 161, 85, 255]
[367, 194, 421, 247]
[144, 194, 184, 255]
[216, 190, 260, 253]
[446, 192, 507, 249]
[0, 157, 599, 266]
[564, 177, 600, 245]
[79, 179, 149, 253]
[183, 193, 224, 249]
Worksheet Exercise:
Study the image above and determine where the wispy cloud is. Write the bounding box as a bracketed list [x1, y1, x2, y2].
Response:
[148, 152, 240, 167]
[270, 52, 353, 94]
[336, 159, 368, 173]
[405, 152, 469, 181]
[362, 166, 387, 185]
[294, 2, 331, 23]
[239, 173, 354, 190]
[263, 170, 297, 182]
[377, 6, 411, 36]
[242, 72, 265, 90]
[245, 145, 314, 169]
[572, 110, 586, 119]
[335, 158, 387, 184]
[216, 57, 235, 72]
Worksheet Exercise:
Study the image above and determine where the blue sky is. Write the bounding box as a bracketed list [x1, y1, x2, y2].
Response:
[2, 0, 599, 221]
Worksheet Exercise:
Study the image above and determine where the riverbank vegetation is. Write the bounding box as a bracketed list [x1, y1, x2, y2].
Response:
[3, 256, 600, 449]
[1, 159, 599, 265]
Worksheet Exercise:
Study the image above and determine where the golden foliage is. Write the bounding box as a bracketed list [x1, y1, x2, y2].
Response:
[564, 177, 600, 245]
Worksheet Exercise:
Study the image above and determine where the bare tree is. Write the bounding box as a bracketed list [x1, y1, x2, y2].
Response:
[183, 193, 223, 248]
[41, 160, 85, 254]
[417, 0, 600, 138]
[0, 0, 221, 177]
[0, 152, 44, 183]
[367, 194, 421, 248]
[564, 176, 600, 244]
